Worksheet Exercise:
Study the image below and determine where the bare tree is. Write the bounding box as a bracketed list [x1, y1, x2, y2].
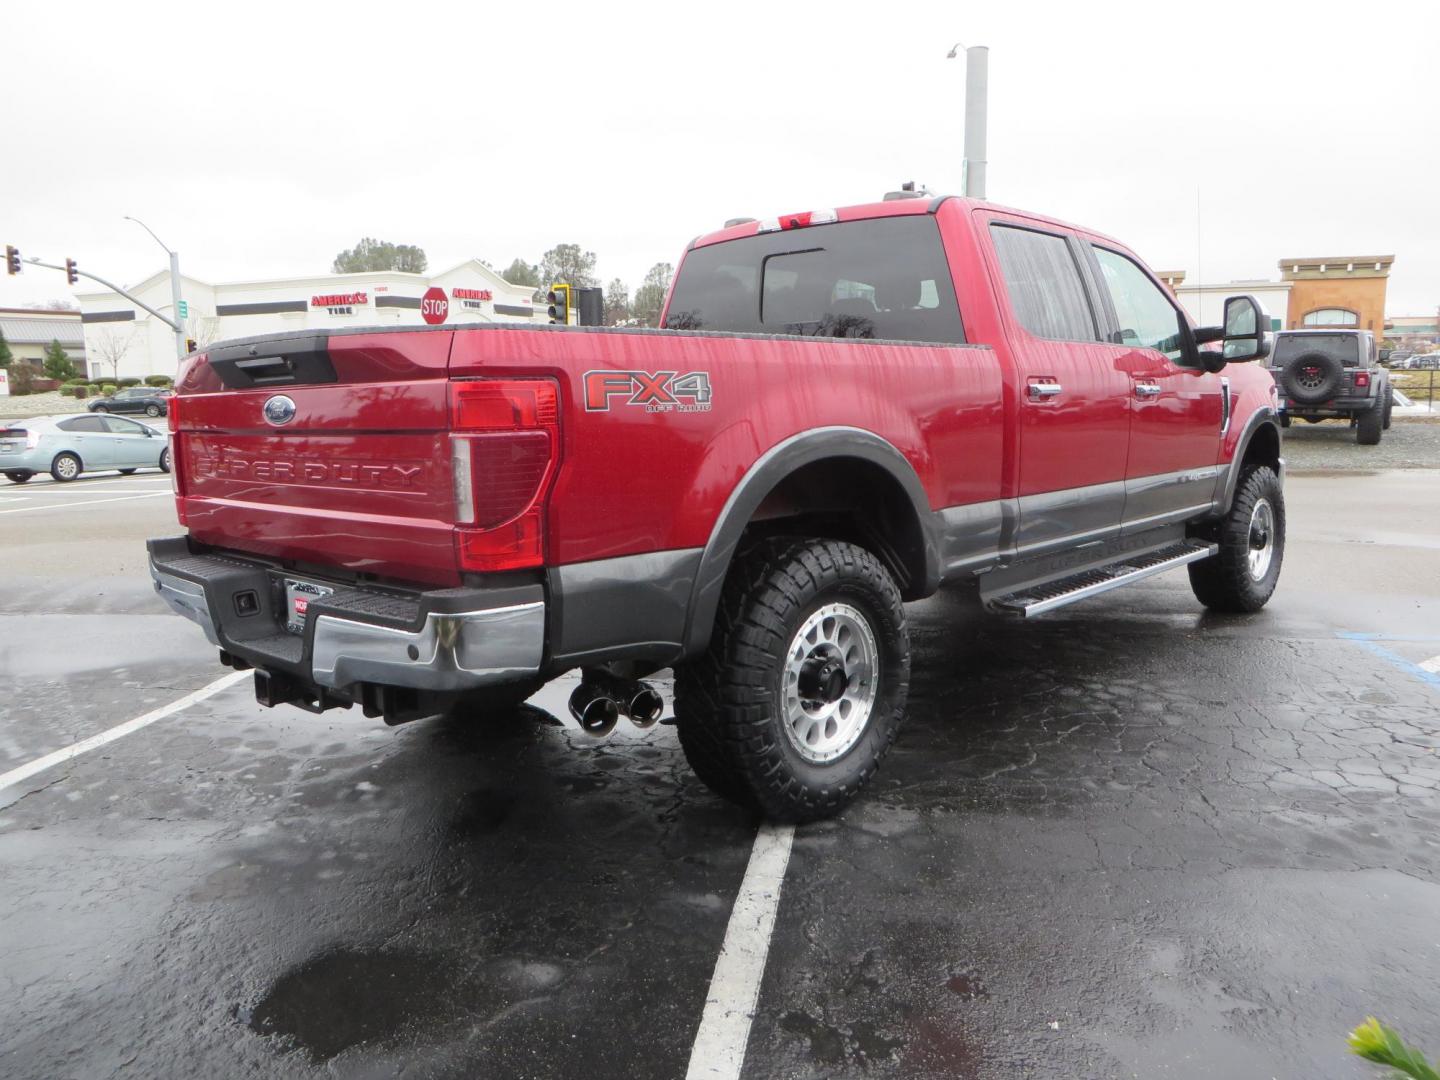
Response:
[90, 327, 135, 382]
[188, 315, 223, 349]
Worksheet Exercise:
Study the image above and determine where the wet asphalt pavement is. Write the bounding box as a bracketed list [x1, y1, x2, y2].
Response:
[2, 468, 1439, 1079]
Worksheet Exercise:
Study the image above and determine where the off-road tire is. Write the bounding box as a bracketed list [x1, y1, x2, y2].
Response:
[1383, 388, 1393, 430]
[1280, 351, 1344, 405]
[674, 538, 910, 822]
[50, 452, 82, 482]
[1357, 395, 1383, 445]
[1189, 465, 1284, 613]
[5, 471, 32, 484]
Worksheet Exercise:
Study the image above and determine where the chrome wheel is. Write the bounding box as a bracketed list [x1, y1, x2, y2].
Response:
[782, 602, 879, 764]
[1247, 498, 1275, 581]
[54, 455, 79, 481]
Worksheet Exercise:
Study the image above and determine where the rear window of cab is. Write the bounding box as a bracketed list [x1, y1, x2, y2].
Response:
[664, 216, 964, 344]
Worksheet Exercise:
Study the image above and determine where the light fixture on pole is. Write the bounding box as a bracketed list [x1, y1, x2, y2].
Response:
[124, 216, 187, 361]
[946, 41, 989, 200]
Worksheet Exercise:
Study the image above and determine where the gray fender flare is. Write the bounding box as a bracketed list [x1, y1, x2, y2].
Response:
[1216, 408, 1283, 513]
[679, 426, 939, 659]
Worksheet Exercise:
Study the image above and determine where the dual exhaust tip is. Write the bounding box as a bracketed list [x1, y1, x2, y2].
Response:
[568, 671, 664, 737]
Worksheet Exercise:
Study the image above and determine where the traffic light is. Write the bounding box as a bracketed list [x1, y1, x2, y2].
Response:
[5, 245, 19, 275]
[65, 258, 78, 285]
[547, 283, 571, 325]
[576, 286, 604, 327]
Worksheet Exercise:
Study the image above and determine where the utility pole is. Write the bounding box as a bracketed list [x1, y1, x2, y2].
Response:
[947, 43, 989, 200]
[125, 216, 187, 361]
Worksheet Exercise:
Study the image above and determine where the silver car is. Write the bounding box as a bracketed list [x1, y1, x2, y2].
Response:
[0, 413, 171, 483]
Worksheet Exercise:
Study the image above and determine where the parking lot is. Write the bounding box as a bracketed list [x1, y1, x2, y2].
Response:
[2, 456, 1438, 1079]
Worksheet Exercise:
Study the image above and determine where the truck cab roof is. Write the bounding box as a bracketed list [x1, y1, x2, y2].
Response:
[690, 194, 1125, 253]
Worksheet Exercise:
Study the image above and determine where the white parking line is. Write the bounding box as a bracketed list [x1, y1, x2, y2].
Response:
[0, 492, 170, 515]
[0, 485, 171, 495]
[0, 671, 248, 796]
[686, 822, 795, 1080]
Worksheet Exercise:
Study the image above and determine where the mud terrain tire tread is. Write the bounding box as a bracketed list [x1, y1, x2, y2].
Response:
[674, 537, 910, 822]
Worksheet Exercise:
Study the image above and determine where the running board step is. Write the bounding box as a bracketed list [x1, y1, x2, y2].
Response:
[990, 541, 1218, 617]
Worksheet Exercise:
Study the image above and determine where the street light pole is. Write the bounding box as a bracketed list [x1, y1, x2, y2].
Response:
[124, 216, 186, 362]
[946, 43, 989, 200]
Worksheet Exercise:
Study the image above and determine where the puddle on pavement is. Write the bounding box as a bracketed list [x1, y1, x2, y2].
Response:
[946, 972, 988, 1001]
[244, 944, 572, 1062]
[244, 947, 464, 1061]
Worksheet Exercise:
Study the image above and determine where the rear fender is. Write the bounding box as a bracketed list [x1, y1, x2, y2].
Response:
[679, 426, 938, 659]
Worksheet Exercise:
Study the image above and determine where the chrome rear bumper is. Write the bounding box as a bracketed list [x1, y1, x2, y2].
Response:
[148, 544, 545, 695]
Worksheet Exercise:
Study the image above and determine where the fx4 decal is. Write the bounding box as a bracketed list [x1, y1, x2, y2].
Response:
[584, 370, 713, 413]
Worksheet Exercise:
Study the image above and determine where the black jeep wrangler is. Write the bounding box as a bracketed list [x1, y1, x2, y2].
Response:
[1268, 329, 1391, 444]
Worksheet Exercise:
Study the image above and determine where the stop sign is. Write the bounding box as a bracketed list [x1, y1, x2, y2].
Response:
[420, 286, 449, 325]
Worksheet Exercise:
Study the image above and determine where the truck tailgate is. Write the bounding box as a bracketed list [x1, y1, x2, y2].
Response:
[174, 331, 462, 586]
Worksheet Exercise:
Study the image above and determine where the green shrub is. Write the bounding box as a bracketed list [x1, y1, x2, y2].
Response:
[101, 384, 118, 396]
[58, 385, 77, 397]
[143, 375, 174, 388]
[117, 377, 142, 388]
[62, 377, 86, 386]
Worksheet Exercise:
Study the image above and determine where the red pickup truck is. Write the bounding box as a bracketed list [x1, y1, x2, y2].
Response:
[148, 192, 1284, 821]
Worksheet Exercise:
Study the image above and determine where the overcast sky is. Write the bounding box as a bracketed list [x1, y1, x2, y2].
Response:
[4, 0, 1436, 316]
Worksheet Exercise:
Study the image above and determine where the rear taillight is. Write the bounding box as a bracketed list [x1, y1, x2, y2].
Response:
[450, 379, 559, 572]
[25, 430, 41, 450]
[1354, 371, 1371, 388]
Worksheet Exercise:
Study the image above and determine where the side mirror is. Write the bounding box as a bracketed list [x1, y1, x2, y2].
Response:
[1379, 349, 1391, 363]
[1221, 294, 1270, 363]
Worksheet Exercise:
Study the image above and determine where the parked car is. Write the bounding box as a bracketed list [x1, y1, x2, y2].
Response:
[1267, 328, 1391, 442]
[1409, 354, 1440, 370]
[88, 386, 175, 417]
[149, 191, 1283, 821]
[0, 413, 171, 482]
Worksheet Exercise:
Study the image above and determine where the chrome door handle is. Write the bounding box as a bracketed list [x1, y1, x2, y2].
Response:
[1028, 382, 1062, 401]
[1134, 383, 1162, 399]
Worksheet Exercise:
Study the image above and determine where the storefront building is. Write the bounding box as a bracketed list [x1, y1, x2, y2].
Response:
[76, 260, 537, 380]
[1159, 254, 1394, 338]
[0, 307, 86, 371]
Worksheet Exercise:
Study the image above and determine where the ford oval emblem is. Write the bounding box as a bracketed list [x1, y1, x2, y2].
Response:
[263, 395, 297, 426]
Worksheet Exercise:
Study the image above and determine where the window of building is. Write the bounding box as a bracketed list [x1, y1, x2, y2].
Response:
[1091, 247, 1187, 361]
[1302, 308, 1359, 327]
[988, 225, 1097, 342]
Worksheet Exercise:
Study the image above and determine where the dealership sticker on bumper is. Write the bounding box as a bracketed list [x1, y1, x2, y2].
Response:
[283, 578, 333, 635]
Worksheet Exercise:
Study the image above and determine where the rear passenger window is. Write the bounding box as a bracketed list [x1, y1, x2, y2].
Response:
[1091, 247, 1186, 362]
[989, 225, 1097, 342]
[58, 416, 107, 433]
[663, 216, 965, 344]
